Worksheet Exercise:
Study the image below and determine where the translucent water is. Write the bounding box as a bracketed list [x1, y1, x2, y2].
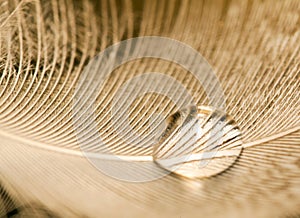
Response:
[153, 105, 243, 179]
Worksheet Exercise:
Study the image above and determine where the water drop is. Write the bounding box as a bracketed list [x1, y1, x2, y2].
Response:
[153, 105, 243, 179]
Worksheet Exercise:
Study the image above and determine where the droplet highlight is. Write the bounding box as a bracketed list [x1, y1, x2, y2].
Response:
[153, 105, 243, 179]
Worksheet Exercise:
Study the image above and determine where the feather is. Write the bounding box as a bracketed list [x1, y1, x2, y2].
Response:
[0, 0, 299, 217]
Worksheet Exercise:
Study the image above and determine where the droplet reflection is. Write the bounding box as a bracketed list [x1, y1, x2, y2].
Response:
[153, 105, 243, 179]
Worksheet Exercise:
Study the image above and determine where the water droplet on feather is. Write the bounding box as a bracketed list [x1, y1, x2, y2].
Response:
[153, 105, 243, 179]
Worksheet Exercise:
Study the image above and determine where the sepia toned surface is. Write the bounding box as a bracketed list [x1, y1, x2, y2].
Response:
[0, 0, 299, 217]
